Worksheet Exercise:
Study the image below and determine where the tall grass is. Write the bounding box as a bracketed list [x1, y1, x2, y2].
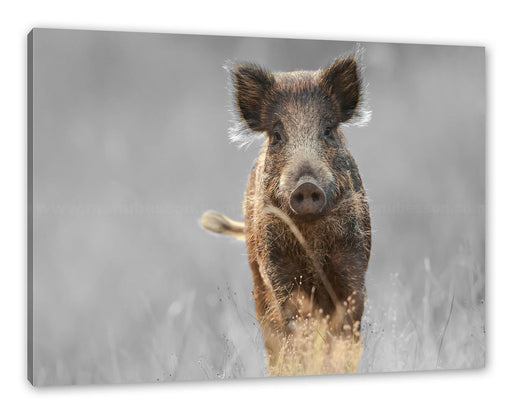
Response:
[33, 246, 484, 385]
[269, 315, 363, 377]
[268, 244, 484, 377]
[359, 253, 485, 373]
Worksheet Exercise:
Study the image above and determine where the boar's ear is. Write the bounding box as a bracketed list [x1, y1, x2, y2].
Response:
[320, 58, 362, 123]
[233, 64, 275, 132]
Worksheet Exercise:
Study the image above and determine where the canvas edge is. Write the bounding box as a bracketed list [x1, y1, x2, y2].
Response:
[27, 28, 34, 386]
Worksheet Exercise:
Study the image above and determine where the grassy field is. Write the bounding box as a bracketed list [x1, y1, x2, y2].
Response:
[360, 253, 485, 373]
[33, 241, 484, 384]
[268, 316, 363, 377]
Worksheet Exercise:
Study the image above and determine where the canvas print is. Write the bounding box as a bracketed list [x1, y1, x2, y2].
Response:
[27, 29, 485, 385]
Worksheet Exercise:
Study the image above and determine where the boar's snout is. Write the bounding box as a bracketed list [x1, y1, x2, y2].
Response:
[289, 177, 326, 217]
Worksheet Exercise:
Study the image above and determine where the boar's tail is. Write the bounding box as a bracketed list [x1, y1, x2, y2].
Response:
[201, 211, 245, 241]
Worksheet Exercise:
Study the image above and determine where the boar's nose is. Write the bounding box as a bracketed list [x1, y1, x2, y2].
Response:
[289, 179, 326, 216]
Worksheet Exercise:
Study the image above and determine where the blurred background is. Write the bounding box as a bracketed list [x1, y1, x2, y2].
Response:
[30, 29, 485, 385]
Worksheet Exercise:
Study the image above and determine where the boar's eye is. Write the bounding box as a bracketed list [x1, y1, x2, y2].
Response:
[270, 131, 282, 146]
[322, 126, 338, 147]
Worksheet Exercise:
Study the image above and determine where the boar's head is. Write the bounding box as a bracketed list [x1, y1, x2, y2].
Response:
[231, 56, 369, 221]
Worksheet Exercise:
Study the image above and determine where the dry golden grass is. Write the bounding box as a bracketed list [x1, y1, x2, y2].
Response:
[269, 314, 363, 377]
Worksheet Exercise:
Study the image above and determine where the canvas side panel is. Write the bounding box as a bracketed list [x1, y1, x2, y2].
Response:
[27, 29, 34, 386]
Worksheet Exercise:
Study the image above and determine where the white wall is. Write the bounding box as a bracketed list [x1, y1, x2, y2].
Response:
[1, 0, 510, 412]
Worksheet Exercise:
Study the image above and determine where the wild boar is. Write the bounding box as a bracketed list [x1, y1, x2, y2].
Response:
[202, 53, 371, 368]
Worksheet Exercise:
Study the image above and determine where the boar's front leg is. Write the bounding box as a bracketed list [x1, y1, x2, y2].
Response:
[249, 259, 287, 368]
[324, 248, 368, 338]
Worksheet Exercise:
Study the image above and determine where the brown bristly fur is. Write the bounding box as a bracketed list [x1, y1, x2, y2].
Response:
[202, 50, 371, 374]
